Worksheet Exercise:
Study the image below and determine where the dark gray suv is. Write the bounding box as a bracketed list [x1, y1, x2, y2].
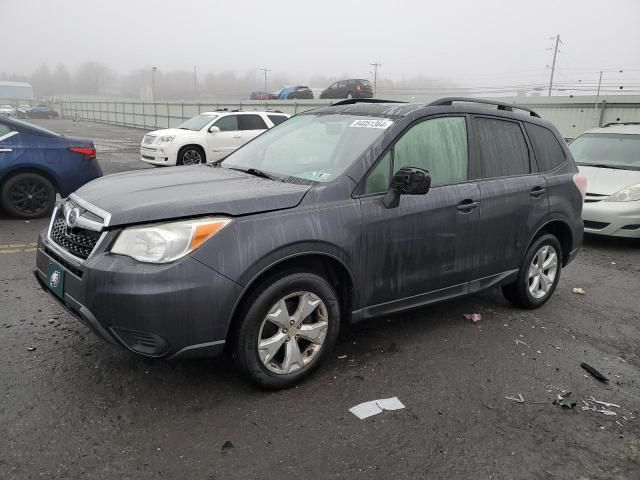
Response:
[34, 98, 585, 389]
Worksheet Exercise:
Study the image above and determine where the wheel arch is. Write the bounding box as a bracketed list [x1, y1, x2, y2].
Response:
[225, 252, 356, 342]
[529, 220, 573, 266]
[0, 166, 60, 193]
[177, 143, 206, 163]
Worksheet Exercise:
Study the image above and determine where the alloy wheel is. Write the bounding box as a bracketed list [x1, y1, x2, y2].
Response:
[528, 245, 558, 299]
[257, 291, 329, 375]
[182, 149, 202, 165]
[9, 179, 50, 216]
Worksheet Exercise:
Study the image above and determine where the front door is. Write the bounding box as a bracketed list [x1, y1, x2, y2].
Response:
[359, 115, 480, 316]
[207, 115, 243, 162]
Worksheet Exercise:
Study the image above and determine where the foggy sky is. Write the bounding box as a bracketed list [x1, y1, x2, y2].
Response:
[2, 0, 639, 86]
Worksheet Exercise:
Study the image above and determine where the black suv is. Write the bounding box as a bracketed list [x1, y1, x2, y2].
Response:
[34, 98, 584, 389]
[320, 79, 374, 99]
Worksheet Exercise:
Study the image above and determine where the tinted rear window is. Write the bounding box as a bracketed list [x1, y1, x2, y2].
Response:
[238, 114, 267, 130]
[268, 115, 288, 126]
[472, 117, 530, 178]
[525, 123, 566, 171]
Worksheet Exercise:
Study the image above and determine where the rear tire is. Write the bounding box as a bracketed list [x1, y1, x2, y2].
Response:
[232, 271, 341, 390]
[1, 172, 56, 219]
[502, 234, 562, 309]
[176, 145, 205, 166]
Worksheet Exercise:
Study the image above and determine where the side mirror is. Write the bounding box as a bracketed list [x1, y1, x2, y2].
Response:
[209, 126, 220, 133]
[382, 167, 431, 209]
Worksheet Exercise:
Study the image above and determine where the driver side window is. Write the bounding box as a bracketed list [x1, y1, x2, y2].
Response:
[214, 115, 238, 132]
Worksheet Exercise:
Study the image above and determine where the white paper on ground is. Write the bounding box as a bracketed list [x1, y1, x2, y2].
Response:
[349, 397, 406, 419]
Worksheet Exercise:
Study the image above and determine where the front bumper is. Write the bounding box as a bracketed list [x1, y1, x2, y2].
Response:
[34, 231, 243, 358]
[582, 200, 640, 238]
[140, 145, 174, 166]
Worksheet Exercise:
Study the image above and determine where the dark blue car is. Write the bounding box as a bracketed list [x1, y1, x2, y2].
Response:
[0, 116, 102, 218]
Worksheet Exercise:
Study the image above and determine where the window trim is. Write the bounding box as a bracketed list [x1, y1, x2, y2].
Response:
[213, 114, 239, 132]
[355, 113, 472, 198]
[468, 114, 537, 181]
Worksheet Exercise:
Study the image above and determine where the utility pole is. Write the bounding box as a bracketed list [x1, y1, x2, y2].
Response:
[547, 34, 560, 96]
[259, 67, 271, 95]
[370, 62, 382, 97]
[151, 66, 157, 101]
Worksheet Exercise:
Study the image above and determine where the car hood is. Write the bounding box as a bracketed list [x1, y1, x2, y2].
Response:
[147, 128, 187, 137]
[578, 165, 640, 195]
[74, 166, 312, 227]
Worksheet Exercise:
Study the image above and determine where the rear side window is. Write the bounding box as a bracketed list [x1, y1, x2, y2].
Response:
[214, 115, 238, 132]
[393, 116, 468, 186]
[524, 123, 566, 171]
[238, 114, 267, 130]
[473, 117, 530, 178]
[268, 115, 288, 126]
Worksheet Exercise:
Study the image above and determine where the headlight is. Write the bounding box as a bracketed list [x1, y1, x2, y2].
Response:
[605, 184, 640, 202]
[111, 217, 231, 263]
[156, 135, 176, 143]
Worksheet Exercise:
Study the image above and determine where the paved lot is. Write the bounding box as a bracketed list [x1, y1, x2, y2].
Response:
[1, 119, 639, 479]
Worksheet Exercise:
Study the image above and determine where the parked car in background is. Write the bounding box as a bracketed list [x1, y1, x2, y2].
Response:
[245, 91, 277, 100]
[569, 122, 640, 238]
[16, 104, 32, 118]
[140, 110, 290, 166]
[35, 97, 583, 389]
[320, 79, 374, 99]
[0, 116, 102, 218]
[274, 86, 314, 100]
[26, 105, 59, 119]
[0, 105, 16, 116]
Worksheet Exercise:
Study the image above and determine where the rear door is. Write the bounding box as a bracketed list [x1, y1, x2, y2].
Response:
[207, 114, 242, 161]
[238, 114, 269, 143]
[468, 116, 550, 287]
[0, 123, 20, 169]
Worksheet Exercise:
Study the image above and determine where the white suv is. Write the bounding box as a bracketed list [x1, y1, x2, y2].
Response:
[140, 110, 289, 166]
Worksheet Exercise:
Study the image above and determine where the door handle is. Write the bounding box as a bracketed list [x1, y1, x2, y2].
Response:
[457, 199, 479, 212]
[0, 148, 12, 152]
[233, 135, 241, 139]
[530, 186, 547, 198]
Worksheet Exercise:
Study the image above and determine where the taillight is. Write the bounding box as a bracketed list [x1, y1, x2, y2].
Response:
[69, 147, 96, 160]
[356, 84, 361, 91]
[573, 173, 587, 201]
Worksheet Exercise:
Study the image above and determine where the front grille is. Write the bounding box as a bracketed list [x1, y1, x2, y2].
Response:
[584, 220, 610, 230]
[142, 154, 157, 160]
[50, 212, 101, 260]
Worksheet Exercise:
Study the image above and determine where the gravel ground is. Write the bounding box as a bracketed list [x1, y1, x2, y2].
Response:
[1, 119, 639, 480]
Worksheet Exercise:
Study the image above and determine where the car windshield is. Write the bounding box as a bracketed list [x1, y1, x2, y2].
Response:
[178, 114, 217, 131]
[10, 117, 60, 137]
[223, 113, 393, 182]
[570, 133, 640, 170]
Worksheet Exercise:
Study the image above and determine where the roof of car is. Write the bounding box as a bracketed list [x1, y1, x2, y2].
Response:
[311, 102, 424, 118]
[200, 110, 288, 116]
[586, 123, 640, 135]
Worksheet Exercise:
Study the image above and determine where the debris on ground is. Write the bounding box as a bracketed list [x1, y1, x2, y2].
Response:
[581, 362, 609, 383]
[464, 313, 482, 323]
[581, 398, 621, 416]
[337, 355, 348, 359]
[504, 393, 525, 403]
[587, 397, 620, 409]
[349, 397, 405, 419]
[221, 440, 235, 452]
[553, 391, 576, 409]
[27, 345, 36, 352]
[572, 287, 586, 295]
[515, 339, 530, 348]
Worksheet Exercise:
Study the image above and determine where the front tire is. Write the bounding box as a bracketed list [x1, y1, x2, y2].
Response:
[502, 234, 562, 309]
[176, 145, 205, 166]
[232, 271, 341, 389]
[1, 172, 56, 219]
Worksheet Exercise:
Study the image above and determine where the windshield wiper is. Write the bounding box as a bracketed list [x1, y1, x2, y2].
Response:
[228, 166, 277, 180]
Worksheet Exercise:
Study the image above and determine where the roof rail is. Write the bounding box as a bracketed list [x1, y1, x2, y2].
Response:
[428, 97, 541, 118]
[331, 98, 406, 106]
[603, 121, 640, 127]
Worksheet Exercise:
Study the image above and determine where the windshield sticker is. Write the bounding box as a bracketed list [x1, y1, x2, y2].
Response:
[300, 171, 332, 181]
[348, 119, 394, 129]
